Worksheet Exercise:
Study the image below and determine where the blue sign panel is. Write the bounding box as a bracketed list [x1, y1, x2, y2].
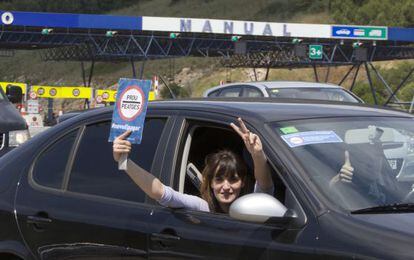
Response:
[332, 25, 387, 40]
[108, 79, 151, 144]
[0, 11, 142, 30]
[389, 27, 414, 42]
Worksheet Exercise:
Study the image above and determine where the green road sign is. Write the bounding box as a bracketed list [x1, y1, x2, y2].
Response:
[309, 45, 323, 59]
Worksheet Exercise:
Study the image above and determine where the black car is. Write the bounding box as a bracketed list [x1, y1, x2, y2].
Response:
[1, 99, 414, 259]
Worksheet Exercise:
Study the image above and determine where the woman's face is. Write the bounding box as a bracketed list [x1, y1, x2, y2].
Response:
[210, 171, 244, 205]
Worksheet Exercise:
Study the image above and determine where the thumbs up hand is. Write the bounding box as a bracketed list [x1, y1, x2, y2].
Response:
[329, 151, 354, 188]
[339, 151, 353, 183]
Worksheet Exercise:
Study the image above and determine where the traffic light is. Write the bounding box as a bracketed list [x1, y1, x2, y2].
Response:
[169, 33, 180, 39]
[41, 28, 53, 35]
[231, 36, 241, 42]
[292, 38, 303, 44]
[105, 31, 118, 37]
[352, 41, 363, 48]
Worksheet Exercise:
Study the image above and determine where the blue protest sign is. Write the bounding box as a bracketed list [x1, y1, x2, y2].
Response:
[108, 78, 151, 144]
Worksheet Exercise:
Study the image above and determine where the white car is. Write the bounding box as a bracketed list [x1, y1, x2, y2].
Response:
[203, 81, 363, 103]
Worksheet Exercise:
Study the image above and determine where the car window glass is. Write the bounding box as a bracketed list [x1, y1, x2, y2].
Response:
[243, 87, 263, 97]
[207, 90, 220, 97]
[219, 87, 241, 97]
[68, 118, 166, 202]
[32, 129, 78, 189]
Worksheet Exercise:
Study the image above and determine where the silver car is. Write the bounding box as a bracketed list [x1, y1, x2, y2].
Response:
[203, 81, 363, 103]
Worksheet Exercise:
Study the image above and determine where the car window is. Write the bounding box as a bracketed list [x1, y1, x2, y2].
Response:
[267, 88, 359, 103]
[207, 89, 220, 97]
[242, 87, 263, 97]
[68, 118, 166, 202]
[218, 87, 241, 97]
[32, 129, 79, 189]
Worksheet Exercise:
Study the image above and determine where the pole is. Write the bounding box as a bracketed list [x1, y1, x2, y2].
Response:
[364, 62, 378, 105]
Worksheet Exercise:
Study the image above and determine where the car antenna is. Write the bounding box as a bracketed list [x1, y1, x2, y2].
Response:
[158, 75, 177, 99]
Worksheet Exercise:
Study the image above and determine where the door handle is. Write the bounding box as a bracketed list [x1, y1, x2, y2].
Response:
[151, 233, 181, 242]
[27, 212, 52, 232]
[27, 215, 52, 224]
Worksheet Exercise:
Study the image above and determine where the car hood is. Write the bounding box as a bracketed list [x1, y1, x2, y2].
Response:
[351, 212, 414, 235]
[0, 102, 27, 132]
[318, 211, 414, 258]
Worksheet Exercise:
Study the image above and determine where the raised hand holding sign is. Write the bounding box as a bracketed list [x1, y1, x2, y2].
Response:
[108, 79, 151, 170]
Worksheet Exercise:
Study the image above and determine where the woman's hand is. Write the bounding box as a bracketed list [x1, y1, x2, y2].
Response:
[230, 118, 264, 160]
[113, 130, 132, 162]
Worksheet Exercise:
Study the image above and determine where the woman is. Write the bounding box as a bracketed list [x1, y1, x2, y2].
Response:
[113, 118, 273, 213]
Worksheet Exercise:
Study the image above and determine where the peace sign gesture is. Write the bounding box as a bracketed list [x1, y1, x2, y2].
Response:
[230, 118, 263, 159]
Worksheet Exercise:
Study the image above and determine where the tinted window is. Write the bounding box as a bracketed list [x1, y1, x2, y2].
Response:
[33, 130, 78, 189]
[68, 118, 166, 202]
[243, 87, 263, 97]
[207, 90, 220, 97]
[218, 87, 241, 97]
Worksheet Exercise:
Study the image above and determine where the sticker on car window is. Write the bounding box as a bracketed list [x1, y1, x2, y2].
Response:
[281, 131, 343, 148]
[280, 126, 298, 134]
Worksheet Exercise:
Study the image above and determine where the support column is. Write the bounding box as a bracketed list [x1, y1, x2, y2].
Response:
[313, 64, 319, 82]
[350, 63, 361, 92]
[338, 64, 356, 86]
[364, 62, 377, 105]
[384, 66, 414, 105]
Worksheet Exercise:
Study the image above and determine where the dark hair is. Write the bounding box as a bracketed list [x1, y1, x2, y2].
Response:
[200, 149, 248, 213]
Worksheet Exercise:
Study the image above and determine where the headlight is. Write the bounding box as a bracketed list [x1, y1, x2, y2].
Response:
[9, 129, 31, 147]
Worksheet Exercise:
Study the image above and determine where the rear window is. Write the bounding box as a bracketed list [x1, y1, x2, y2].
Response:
[267, 88, 360, 103]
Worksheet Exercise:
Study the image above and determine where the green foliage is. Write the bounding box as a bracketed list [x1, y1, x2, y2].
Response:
[350, 62, 414, 105]
[331, 0, 414, 27]
[257, 0, 330, 21]
[0, 0, 137, 13]
[160, 82, 190, 99]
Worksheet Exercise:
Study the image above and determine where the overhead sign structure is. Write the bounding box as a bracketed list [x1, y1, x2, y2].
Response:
[309, 45, 323, 59]
[108, 79, 151, 144]
[61, 87, 92, 99]
[32, 85, 61, 98]
[96, 89, 117, 102]
[332, 25, 387, 40]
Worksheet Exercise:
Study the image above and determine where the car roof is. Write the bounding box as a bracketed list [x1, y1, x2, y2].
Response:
[76, 98, 412, 124]
[203, 81, 347, 97]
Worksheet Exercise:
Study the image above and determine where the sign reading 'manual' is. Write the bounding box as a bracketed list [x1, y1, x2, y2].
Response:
[142, 17, 331, 39]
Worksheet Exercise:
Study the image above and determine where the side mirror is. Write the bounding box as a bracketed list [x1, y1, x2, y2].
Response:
[229, 193, 296, 223]
[6, 85, 23, 104]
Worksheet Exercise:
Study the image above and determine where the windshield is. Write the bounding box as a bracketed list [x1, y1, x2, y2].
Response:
[272, 117, 414, 211]
[267, 88, 360, 103]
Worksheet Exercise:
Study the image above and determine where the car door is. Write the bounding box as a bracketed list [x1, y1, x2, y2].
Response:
[15, 114, 173, 259]
[147, 115, 314, 259]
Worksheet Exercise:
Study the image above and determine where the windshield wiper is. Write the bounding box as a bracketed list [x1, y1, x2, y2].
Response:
[351, 203, 414, 214]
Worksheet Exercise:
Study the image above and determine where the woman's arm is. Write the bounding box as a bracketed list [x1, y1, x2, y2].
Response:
[113, 130, 164, 201]
[231, 118, 273, 190]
